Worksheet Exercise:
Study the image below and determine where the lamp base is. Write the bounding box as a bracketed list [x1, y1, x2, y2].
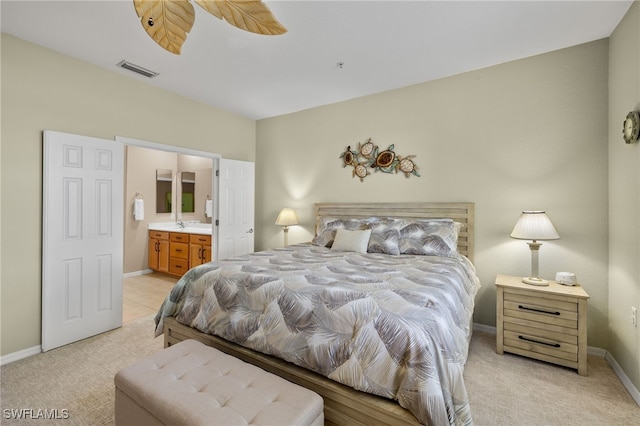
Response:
[522, 276, 550, 286]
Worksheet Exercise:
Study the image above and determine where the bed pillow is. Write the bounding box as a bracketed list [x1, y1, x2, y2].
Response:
[398, 219, 461, 257]
[331, 228, 372, 253]
[311, 218, 369, 247]
[366, 218, 402, 255]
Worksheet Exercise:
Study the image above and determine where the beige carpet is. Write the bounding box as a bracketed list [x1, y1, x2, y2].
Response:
[465, 332, 640, 425]
[1, 317, 638, 425]
[0, 315, 163, 425]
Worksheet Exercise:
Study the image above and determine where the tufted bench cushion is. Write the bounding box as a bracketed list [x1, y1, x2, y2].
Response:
[114, 339, 324, 426]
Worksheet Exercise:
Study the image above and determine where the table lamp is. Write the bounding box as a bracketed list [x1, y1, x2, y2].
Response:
[275, 208, 298, 246]
[510, 211, 560, 286]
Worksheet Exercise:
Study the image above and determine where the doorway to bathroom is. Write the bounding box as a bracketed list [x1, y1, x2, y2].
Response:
[118, 135, 255, 276]
[42, 132, 255, 351]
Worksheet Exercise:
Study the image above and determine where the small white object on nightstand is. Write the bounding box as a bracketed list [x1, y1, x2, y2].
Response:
[555, 272, 577, 286]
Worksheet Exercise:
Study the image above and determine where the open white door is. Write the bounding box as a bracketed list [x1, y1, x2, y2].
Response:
[42, 131, 124, 351]
[216, 159, 255, 259]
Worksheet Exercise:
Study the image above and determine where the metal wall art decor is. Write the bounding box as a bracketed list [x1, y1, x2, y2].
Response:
[340, 138, 420, 182]
[133, 0, 287, 55]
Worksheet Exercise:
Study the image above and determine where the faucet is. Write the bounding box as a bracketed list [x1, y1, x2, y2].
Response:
[177, 221, 185, 229]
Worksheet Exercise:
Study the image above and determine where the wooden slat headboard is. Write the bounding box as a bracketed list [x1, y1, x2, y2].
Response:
[314, 202, 475, 262]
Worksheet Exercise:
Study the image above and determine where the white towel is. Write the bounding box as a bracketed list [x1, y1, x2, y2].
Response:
[205, 199, 213, 218]
[134, 199, 144, 221]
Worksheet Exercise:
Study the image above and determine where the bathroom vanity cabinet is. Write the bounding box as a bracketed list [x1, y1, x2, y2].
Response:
[189, 234, 212, 268]
[148, 230, 212, 277]
[148, 231, 170, 273]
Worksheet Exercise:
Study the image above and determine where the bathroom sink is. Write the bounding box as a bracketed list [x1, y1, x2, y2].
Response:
[148, 222, 212, 235]
[180, 227, 212, 235]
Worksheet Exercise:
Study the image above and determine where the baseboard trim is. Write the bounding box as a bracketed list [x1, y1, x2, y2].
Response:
[472, 322, 496, 334]
[587, 346, 607, 357]
[0, 345, 41, 366]
[123, 269, 152, 278]
[605, 351, 640, 407]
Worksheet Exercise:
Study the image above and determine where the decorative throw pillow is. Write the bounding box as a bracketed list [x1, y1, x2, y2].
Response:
[397, 219, 461, 257]
[366, 218, 402, 255]
[311, 218, 368, 247]
[331, 228, 372, 253]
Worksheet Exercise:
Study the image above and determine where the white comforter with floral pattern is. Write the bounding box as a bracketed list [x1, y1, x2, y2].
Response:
[155, 243, 480, 425]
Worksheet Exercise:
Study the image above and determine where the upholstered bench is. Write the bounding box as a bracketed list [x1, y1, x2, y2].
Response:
[114, 339, 324, 426]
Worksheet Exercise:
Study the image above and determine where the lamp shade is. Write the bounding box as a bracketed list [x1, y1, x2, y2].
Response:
[510, 211, 559, 241]
[275, 208, 298, 226]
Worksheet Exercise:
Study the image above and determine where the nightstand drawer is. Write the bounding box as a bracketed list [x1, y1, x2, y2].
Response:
[504, 291, 577, 329]
[504, 290, 577, 312]
[503, 330, 577, 362]
[503, 302, 577, 329]
[504, 322, 577, 345]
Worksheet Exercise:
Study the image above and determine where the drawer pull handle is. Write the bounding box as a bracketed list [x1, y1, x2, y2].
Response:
[518, 305, 560, 316]
[518, 335, 561, 348]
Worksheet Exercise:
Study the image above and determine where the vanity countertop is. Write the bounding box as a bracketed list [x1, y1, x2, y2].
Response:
[148, 222, 212, 236]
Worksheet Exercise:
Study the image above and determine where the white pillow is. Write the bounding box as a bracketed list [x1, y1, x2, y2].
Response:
[331, 228, 372, 253]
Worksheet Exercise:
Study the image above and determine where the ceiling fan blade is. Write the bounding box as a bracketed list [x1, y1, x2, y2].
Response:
[134, 0, 196, 55]
[195, 0, 287, 35]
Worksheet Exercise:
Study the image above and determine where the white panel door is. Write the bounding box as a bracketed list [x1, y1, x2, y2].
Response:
[42, 131, 124, 351]
[216, 159, 255, 259]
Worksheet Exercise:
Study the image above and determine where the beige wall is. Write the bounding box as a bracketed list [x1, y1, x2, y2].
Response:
[0, 34, 256, 355]
[608, 1, 640, 395]
[124, 146, 177, 274]
[256, 40, 610, 348]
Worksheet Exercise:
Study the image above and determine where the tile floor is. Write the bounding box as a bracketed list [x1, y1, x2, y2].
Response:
[123, 273, 178, 324]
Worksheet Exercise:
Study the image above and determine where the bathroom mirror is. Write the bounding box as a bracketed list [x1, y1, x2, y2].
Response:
[177, 154, 213, 220]
[180, 171, 195, 213]
[155, 168, 173, 213]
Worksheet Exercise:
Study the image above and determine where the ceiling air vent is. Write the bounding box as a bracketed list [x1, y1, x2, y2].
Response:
[116, 60, 159, 78]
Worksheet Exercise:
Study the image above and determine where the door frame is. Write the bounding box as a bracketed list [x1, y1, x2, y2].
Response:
[115, 136, 221, 263]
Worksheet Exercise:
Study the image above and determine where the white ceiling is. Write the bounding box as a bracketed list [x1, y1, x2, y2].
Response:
[1, 0, 633, 120]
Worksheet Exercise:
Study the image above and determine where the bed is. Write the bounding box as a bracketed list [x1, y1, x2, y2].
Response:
[155, 202, 479, 426]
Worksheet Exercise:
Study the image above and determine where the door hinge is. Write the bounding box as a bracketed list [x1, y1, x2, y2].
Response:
[215, 169, 219, 177]
[215, 219, 219, 226]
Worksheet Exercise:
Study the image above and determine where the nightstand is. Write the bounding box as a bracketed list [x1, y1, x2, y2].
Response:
[495, 274, 590, 375]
